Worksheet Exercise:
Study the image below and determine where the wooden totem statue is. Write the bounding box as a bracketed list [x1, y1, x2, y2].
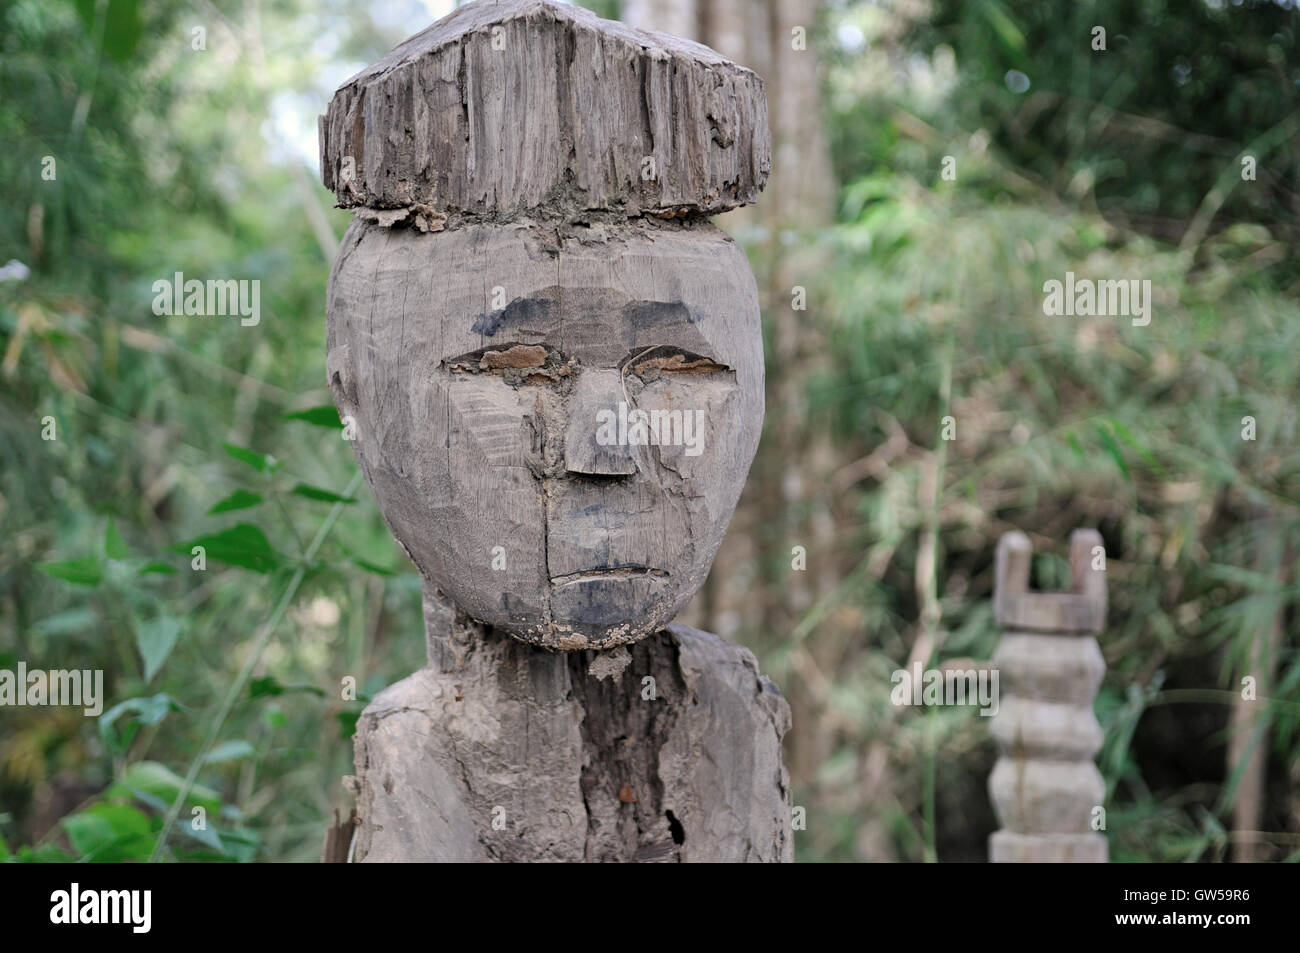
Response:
[319, 0, 790, 862]
[988, 530, 1108, 863]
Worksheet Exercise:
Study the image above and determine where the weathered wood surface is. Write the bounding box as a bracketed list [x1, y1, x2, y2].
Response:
[346, 586, 792, 862]
[993, 527, 1107, 633]
[320, 808, 357, 863]
[326, 217, 763, 649]
[319, 0, 770, 224]
[988, 530, 1109, 863]
[322, 0, 789, 862]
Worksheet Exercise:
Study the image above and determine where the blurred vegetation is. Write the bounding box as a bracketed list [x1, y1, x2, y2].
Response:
[767, 0, 1299, 862]
[0, 0, 1297, 862]
[1, 0, 414, 862]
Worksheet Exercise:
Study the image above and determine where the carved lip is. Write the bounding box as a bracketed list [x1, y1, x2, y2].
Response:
[549, 567, 668, 587]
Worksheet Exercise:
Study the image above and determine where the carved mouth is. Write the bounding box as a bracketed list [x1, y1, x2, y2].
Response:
[549, 567, 668, 587]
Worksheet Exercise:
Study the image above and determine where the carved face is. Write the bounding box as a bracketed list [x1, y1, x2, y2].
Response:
[326, 222, 764, 649]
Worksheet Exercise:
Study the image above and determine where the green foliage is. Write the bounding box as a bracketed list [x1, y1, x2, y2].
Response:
[290, 484, 357, 504]
[209, 489, 264, 515]
[0, 0, 421, 862]
[911, 0, 1300, 287]
[784, 0, 1300, 861]
[282, 405, 343, 428]
[100, 695, 182, 753]
[135, 616, 181, 682]
[37, 557, 103, 587]
[175, 523, 282, 574]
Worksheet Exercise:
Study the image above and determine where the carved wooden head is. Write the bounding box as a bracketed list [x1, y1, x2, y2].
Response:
[326, 223, 763, 649]
[321, 0, 770, 649]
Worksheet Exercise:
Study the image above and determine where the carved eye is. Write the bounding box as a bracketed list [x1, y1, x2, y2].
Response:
[444, 343, 573, 383]
[624, 345, 729, 378]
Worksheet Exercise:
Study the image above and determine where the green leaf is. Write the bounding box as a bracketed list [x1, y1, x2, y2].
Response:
[249, 675, 284, 699]
[138, 561, 178, 575]
[337, 709, 361, 740]
[105, 518, 129, 559]
[74, 0, 142, 64]
[1095, 423, 1130, 479]
[181, 817, 226, 853]
[203, 740, 256, 764]
[61, 803, 154, 861]
[249, 675, 325, 699]
[1108, 416, 1166, 477]
[1204, 563, 1285, 592]
[37, 556, 103, 586]
[114, 760, 220, 813]
[30, 607, 97, 637]
[978, 0, 1026, 55]
[120, 784, 168, 814]
[283, 404, 342, 428]
[210, 826, 259, 862]
[222, 442, 281, 473]
[15, 843, 75, 863]
[209, 489, 264, 515]
[136, 616, 181, 682]
[99, 694, 182, 751]
[290, 483, 356, 504]
[175, 523, 280, 573]
[351, 557, 396, 576]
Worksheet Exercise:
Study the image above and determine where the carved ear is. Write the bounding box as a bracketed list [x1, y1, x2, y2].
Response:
[326, 344, 356, 411]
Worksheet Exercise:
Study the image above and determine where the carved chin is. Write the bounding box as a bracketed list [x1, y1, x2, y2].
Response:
[435, 572, 679, 651]
[433, 570, 681, 650]
[525, 573, 677, 650]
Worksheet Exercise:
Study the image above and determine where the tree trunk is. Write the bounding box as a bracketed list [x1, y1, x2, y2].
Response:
[1228, 511, 1288, 862]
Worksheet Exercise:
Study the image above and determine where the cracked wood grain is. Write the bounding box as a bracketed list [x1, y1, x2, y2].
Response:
[319, 0, 770, 225]
[345, 587, 791, 862]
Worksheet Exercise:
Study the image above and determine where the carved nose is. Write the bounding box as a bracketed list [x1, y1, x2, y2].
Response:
[564, 368, 636, 476]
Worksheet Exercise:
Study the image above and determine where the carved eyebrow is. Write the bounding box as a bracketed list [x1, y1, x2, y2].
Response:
[622, 344, 730, 376]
